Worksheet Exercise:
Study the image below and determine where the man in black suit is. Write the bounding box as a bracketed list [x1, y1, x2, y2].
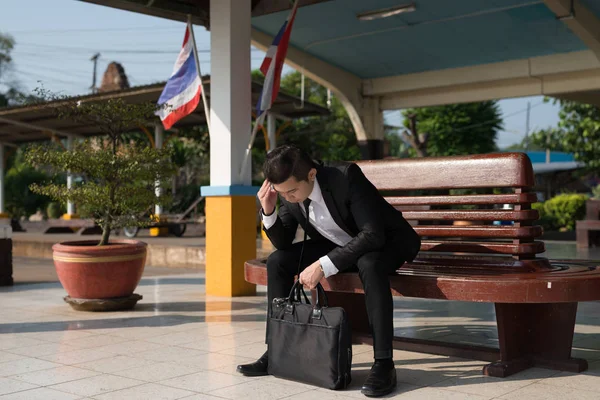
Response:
[237, 145, 421, 397]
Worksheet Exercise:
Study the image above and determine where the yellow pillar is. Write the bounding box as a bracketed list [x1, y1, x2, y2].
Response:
[202, 188, 258, 297]
[201, 0, 256, 297]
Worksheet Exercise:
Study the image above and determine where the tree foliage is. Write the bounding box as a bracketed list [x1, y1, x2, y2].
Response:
[25, 92, 176, 246]
[534, 99, 600, 173]
[0, 33, 15, 107]
[400, 101, 503, 157]
[5, 149, 55, 218]
[251, 70, 360, 170]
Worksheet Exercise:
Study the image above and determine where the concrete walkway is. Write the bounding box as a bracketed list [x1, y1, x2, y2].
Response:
[1, 243, 600, 399]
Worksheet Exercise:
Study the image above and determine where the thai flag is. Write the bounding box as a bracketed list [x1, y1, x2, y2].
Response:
[256, 0, 299, 120]
[156, 25, 202, 130]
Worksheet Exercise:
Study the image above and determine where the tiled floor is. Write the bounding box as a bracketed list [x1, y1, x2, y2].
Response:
[1, 250, 600, 399]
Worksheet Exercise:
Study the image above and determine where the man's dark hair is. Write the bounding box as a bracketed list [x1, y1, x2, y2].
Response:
[263, 144, 316, 184]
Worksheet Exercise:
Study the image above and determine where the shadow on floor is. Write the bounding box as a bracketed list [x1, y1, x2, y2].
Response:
[0, 311, 266, 335]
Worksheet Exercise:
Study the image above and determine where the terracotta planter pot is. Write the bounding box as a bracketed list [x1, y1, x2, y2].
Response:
[52, 239, 147, 299]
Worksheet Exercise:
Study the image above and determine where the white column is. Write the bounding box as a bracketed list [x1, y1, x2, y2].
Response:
[154, 123, 164, 216]
[0, 143, 4, 214]
[66, 136, 75, 215]
[267, 112, 276, 152]
[210, 0, 252, 185]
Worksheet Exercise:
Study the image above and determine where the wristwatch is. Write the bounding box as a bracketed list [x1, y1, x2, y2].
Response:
[261, 208, 275, 217]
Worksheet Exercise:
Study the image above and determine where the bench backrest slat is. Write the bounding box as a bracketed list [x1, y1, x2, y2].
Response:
[356, 152, 541, 261]
[356, 153, 535, 190]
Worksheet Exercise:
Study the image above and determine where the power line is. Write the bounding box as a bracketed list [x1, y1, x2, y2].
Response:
[12, 67, 87, 86]
[16, 42, 265, 55]
[10, 26, 184, 34]
[15, 62, 92, 79]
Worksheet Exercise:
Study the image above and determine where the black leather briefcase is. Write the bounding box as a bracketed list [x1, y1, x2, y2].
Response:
[267, 281, 352, 390]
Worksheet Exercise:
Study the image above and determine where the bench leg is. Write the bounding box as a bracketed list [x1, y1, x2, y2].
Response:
[576, 227, 590, 249]
[484, 302, 587, 378]
[0, 239, 12, 286]
[324, 291, 371, 341]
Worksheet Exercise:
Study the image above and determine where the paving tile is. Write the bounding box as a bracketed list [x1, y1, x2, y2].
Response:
[431, 367, 559, 398]
[7, 343, 79, 357]
[0, 377, 38, 396]
[207, 379, 311, 400]
[0, 358, 62, 377]
[0, 387, 82, 400]
[38, 348, 114, 365]
[21, 330, 97, 343]
[0, 337, 49, 351]
[113, 361, 201, 382]
[143, 331, 204, 346]
[178, 353, 254, 371]
[92, 340, 163, 356]
[64, 335, 130, 349]
[0, 352, 24, 364]
[93, 382, 195, 400]
[542, 370, 600, 392]
[74, 355, 156, 373]
[498, 382, 600, 400]
[177, 394, 230, 400]
[49, 374, 144, 397]
[133, 346, 208, 362]
[10, 365, 100, 386]
[217, 342, 267, 359]
[386, 387, 491, 399]
[282, 389, 357, 400]
[161, 370, 250, 393]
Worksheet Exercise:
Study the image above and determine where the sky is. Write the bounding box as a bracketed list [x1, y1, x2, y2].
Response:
[0, 0, 561, 149]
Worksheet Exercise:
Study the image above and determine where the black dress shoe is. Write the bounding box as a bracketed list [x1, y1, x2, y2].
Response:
[361, 360, 397, 397]
[236, 351, 269, 377]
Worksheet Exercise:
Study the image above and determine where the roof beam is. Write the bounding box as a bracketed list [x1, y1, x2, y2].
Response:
[0, 117, 82, 139]
[364, 50, 600, 97]
[544, 0, 600, 60]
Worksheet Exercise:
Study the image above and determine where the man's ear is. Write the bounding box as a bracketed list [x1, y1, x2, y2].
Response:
[308, 168, 317, 182]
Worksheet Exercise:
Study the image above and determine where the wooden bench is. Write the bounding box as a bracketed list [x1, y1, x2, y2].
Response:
[576, 200, 600, 248]
[0, 224, 12, 286]
[244, 153, 600, 378]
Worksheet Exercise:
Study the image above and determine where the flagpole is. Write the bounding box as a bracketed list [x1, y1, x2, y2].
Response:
[187, 15, 211, 133]
[239, 112, 266, 181]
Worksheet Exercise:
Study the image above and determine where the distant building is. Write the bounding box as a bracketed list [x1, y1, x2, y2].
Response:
[98, 62, 130, 93]
[518, 151, 585, 201]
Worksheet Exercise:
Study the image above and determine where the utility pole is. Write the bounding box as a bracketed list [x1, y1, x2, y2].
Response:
[90, 53, 100, 94]
[524, 101, 531, 150]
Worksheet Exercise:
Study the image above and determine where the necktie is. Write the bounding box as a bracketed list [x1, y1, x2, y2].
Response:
[297, 198, 312, 277]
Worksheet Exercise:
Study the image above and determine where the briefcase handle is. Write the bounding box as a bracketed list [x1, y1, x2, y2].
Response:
[288, 281, 329, 310]
[290, 280, 311, 305]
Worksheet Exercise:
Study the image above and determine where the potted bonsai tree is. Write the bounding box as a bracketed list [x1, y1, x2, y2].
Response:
[25, 91, 175, 311]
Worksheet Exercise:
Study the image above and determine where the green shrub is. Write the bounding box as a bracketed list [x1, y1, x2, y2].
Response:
[46, 202, 65, 219]
[532, 202, 556, 231]
[592, 184, 600, 200]
[541, 193, 587, 231]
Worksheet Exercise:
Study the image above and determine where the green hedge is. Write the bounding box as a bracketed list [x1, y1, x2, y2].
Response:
[533, 193, 587, 231]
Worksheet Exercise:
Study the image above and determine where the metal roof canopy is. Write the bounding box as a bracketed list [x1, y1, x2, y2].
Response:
[0, 78, 329, 144]
[78, 0, 600, 111]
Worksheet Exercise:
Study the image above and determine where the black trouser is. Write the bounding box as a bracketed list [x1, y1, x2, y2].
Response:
[266, 239, 404, 360]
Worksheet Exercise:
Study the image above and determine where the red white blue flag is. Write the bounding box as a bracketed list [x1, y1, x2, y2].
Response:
[256, 0, 299, 119]
[156, 25, 202, 130]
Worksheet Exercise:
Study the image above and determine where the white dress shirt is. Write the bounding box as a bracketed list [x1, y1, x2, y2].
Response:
[262, 177, 353, 278]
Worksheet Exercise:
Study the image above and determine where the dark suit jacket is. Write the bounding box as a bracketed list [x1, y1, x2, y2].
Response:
[263, 161, 421, 271]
